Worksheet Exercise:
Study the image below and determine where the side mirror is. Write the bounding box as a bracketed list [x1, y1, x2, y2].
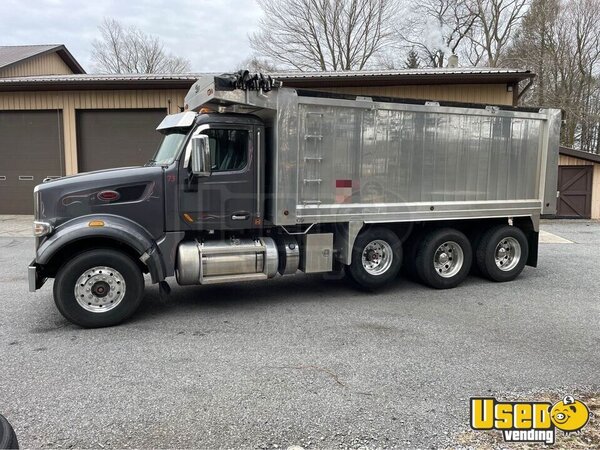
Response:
[190, 135, 211, 177]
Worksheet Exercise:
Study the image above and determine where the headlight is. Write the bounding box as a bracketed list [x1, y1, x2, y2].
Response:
[33, 221, 53, 237]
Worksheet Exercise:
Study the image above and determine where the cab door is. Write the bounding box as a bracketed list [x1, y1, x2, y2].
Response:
[179, 124, 259, 231]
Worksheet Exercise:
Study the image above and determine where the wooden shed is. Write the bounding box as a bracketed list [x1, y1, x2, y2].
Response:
[557, 147, 600, 219]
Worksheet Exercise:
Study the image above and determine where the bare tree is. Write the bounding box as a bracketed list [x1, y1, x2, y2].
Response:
[250, 0, 398, 71]
[557, 0, 600, 149]
[236, 56, 279, 73]
[398, 0, 476, 68]
[91, 18, 191, 74]
[465, 0, 529, 67]
[505, 0, 600, 152]
[503, 0, 560, 104]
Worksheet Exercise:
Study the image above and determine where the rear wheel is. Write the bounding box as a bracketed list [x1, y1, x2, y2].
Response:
[53, 249, 145, 328]
[346, 227, 402, 290]
[475, 225, 528, 282]
[415, 228, 472, 289]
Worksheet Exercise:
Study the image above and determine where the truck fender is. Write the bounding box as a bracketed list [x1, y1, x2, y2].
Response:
[334, 221, 364, 265]
[35, 214, 167, 283]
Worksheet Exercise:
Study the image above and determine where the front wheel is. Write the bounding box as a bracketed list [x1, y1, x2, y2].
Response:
[53, 249, 145, 328]
[346, 227, 402, 291]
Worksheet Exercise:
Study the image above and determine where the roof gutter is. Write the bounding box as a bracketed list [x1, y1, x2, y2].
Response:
[0, 79, 197, 92]
[281, 72, 534, 88]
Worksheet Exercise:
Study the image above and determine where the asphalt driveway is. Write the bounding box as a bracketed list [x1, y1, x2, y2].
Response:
[0, 220, 599, 448]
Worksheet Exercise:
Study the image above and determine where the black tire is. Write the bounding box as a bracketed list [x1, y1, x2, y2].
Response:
[467, 228, 485, 276]
[53, 249, 145, 328]
[402, 229, 424, 281]
[475, 225, 528, 282]
[415, 228, 472, 289]
[0, 414, 18, 450]
[345, 227, 402, 291]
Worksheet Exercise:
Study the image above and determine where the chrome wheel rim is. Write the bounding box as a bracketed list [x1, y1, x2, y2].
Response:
[361, 239, 394, 276]
[494, 237, 521, 271]
[433, 241, 464, 278]
[74, 266, 126, 313]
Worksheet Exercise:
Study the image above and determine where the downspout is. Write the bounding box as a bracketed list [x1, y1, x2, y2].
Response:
[516, 78, 535, 105]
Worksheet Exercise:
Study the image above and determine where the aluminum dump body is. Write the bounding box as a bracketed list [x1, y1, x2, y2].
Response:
[185, 76, 560, 227]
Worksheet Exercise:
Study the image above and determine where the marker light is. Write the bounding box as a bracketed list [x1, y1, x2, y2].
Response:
[97, 190, 120, 202]
[88, 220, 105, 227]
[33, 221, 53, 237]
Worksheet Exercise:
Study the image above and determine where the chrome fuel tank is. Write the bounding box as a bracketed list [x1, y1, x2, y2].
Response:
[176, 237, 278, 285]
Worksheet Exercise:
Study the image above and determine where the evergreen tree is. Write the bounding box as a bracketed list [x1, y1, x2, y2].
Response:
[404, 50, 421, 69]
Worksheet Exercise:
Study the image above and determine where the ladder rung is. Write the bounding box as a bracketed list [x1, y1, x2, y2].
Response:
[303, 200, 322, 205]
[303, 179, 322, 183]
[304, 157, 323, 161]
[304, 135, 323, 140]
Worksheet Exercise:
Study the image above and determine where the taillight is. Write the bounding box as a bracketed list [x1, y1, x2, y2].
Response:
[97, 190, 120, 202]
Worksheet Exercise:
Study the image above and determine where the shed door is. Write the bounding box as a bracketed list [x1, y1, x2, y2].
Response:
[557, 165, 593, 218]
[0, 110, 64, 214]
[77, 109, 166, 172]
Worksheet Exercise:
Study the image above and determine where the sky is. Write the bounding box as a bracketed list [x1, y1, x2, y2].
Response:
[0, 0, 263, 73]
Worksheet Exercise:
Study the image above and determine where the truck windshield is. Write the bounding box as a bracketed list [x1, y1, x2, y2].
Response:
[151, 129, 189, 165]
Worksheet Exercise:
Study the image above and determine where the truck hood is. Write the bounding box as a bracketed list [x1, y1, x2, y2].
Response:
[35, 165, 166, 238]
[37, 166, 159, 188]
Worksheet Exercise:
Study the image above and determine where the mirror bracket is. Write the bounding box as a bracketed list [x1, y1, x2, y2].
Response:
[190, 135, 211, 177]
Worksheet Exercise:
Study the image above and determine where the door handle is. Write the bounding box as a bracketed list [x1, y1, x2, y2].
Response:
[231, 213, 249, 221]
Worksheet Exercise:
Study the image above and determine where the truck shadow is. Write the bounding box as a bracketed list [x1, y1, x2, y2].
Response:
[130, 266, 536, 325]
[132, 272, 394, 320]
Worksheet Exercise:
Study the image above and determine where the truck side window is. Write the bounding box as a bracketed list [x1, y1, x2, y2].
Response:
[203, 129, 248, 172]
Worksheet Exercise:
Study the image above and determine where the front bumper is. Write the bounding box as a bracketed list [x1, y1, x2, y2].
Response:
[28, 261, 47, 292]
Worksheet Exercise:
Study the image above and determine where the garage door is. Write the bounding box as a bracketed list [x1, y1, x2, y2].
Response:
[77, 109, 166, 172]
[0, 110, 64, 214]
[557, 165, 593, 218]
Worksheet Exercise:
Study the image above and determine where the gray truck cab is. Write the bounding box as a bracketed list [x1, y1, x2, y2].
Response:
[30, 107, 271, 326]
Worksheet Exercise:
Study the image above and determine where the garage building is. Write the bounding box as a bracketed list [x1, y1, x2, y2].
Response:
[0, 44, 535, 214]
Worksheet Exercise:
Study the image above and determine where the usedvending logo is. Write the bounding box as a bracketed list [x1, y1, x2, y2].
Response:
[470, 395, 590, 445]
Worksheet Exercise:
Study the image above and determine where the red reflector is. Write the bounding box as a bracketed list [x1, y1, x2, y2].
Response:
[336, 179, 352, 188]
[97, 190, 120, 202]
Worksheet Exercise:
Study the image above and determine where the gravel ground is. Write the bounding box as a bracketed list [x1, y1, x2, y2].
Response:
[0, 221, 599, 449]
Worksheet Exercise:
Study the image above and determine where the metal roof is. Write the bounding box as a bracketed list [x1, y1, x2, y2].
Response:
[0, 45, 58, 68]
[274, 67, 531, 78]
[0, 73, 203, 90]
[0, 67, 533, 91]
[0, 44, 85, 74]
[560, 146, 600, 164]
[0, 73, 205, 82]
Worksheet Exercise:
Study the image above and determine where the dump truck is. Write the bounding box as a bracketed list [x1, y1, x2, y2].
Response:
[29, 72, 561, 328]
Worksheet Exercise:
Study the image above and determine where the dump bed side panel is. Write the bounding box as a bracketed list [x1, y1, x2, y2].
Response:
[270, 92, 558, 226]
